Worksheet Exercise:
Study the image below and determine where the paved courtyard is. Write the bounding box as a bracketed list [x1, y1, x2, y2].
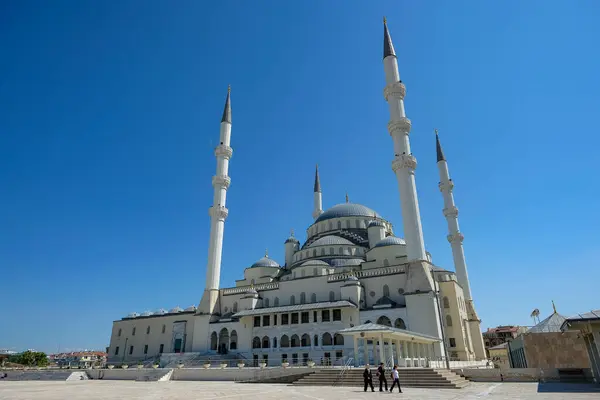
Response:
[1, 381, 599, 400]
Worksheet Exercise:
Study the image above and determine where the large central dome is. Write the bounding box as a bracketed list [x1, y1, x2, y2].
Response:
[315, 203, 381, 223]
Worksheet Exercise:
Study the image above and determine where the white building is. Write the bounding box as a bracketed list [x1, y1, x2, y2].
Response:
[107, 19, 486, 367]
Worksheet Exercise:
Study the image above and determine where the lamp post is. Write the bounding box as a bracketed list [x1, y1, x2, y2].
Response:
[430, 266, 451, 369]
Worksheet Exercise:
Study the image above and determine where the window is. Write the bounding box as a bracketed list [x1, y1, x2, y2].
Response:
[146, 326, 150, 334]
[292, 353, 298, 364]
[132, 327, 136, 336]
[273, 337, 277, 348]
[282, 353, 288, 362]
[376, 316, 392, 326]
[338, 247, 343, 254]
[252, 337, 261, 349]
[162, 324, 166, 334]
[320, 248, 325, 256]
[333, 309, 342, 321]
[159, 344, 164, 354]
[114, 346, 119, 355]
[313, 249, 317, 257]
[311, 293, 317, 303]
[274, 297, 279, 307]
[322, 332, 333, 346]
[313, 311, 318, 322]
[274, 315, 278, 325]
[264, 298, 269, 307]
[129, 346, 134, 355]
[329, 247, 334, 255]
[337, 221, 342, 230]
[301, 334, 310, 347]
[290, 295, 295, 305]
[144, 345, 148, 354]
[336, 351, 343, 360]
[262, 336, 270, 349]
[329, 291, 335, 301]
[254, 316, 261, 327]
[314, 335, 319, 346]
[118, 328, 122, 337]
[263, 315, 270, 326]
[300, 292, 306, 304]
[383, 285, 390, 297]
[383, 259, 389, 267]
[322, 310, 330, 322]
[280, 335, 290, 348]
[334, 334, 344, 346]
[233, 302, 238, 312]
[394, 318, 406, 329]
[301, 311, 309, 323]
[329, 222, 333, 230]
[282, 314, 289, 325]
[446, 315, 453, 327]
[449, 338, 456, 348]
[291, 313, 299, 324]
[291, 334, 300, 347]
[443, 296, 450, 309]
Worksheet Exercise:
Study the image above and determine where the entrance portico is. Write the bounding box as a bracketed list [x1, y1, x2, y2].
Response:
[338, 323, 441, 368]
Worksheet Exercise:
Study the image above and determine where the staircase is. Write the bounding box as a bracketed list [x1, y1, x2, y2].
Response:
[293, 368, 469, 389]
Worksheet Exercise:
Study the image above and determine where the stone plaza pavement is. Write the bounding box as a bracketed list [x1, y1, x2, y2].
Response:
[1, 381, 599, 400]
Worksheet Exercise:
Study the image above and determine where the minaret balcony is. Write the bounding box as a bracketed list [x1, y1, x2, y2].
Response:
[212, 175, 231, 189]
[383, 81, 406, 101]
[391, 154, 417, 172]
[209, 205, 229, 220]
[214, 145, 233, 159]
[387, 117, 411, 135]
[447, 232, 464, 244]
[443, 206, 459, 218]
[438, 180, 454, 192]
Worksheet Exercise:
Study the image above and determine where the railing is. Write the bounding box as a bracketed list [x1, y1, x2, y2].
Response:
[332, 357, 354, 386]
[222, 282, 279, 295]
[327, 266, 406, 282]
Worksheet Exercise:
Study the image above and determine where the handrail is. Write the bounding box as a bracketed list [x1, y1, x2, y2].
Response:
[332, 357, 354, 386]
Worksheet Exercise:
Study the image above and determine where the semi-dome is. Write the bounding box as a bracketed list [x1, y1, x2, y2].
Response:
[250, 256, 280, 268]
[300, 260, 330, 267]
[373, 236, 406, 248]
[315, 203, 381, 223]
[307, 235, 354, 247]
[368, 220, 385, 228]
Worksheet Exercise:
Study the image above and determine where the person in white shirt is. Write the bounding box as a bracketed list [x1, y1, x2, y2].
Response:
[390, 365, 402, 393]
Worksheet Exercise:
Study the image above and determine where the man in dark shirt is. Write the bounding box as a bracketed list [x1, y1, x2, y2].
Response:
[377, 362, 388, 392]
[363, 364, 375, 392]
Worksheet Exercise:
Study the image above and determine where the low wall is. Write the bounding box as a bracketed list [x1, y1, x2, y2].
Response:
[453, 368, 594, 382]
[86, 369, 161, 380]
[430, 360, 489, 369]
[171, 367, 314, 381]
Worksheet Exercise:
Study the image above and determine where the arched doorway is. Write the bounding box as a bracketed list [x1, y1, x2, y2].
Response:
[210, 332, 218, 351]
[230, 330, 238, 350]
[218, 328, 229, 354]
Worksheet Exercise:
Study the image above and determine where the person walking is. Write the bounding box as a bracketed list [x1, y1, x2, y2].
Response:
[363, 364, 375, 392]
[390, 365, 402, 393]
[377, 362, 388, 392]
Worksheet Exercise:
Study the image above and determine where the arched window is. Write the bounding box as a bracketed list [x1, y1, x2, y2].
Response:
[301, 334, 310, 347]
[329, 247, 334, 255]
[272, 337, 277, 348]
[334, 334, 344, 346]
[311, 293, 317, 303]
[383, 259, 390, 267]
[291, 334, 300, 347]
[394, 318, 406, 330]
[446, 315, 453, 327]
[338, 247, 343, 254]
[274, 297, 279, 307]
[264, 298, 269, 307]
[280, 335, 290, 348]
[328, 222, 333, 230]
[312, 249, 317, 257]
[211, 332, 218, 350]
[443, 297, 450, 309]
[337, 221, 342, 230]
[322, 333, 333, 346]
[320, 248, 325, 256]
[300, 292, 306, 304]
[230, 330, 238, 350]
[219, 328, 229, 350]
[290, 295, 295, 305]
[252, 337, 261, 349]
[314, 334, 319, 346]
[347, 247, 352, 255]
[262, 336, 270, 348]
[377, 316, 392, 327]
[329, 291, 335, 301]
[383, 285, 390, 297]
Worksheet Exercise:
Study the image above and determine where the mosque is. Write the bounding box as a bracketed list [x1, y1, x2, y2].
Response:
[107, 19, 487, 367]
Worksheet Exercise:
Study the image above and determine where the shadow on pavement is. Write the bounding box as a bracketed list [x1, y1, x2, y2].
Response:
[537, 383, 600, 393]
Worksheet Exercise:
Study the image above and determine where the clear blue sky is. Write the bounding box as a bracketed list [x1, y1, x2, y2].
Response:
[1, 0, 599, 353]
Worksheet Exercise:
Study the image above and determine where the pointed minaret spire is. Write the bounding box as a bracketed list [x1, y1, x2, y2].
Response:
[221, 85, 231, 123]
[345, 193, 349, 203]
[312, 164, 324, 219]
[383, 17, 396, 59]
[435, 129, 445, 162]
[314, 164, 321, 193]
[552, 300, 557, 314]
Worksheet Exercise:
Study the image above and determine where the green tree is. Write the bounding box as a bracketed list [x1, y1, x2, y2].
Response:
[14, 351, 48, 367]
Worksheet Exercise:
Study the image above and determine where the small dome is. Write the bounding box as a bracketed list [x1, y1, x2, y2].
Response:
[140, 311, 152, 317]
[307, 235, 354, 247]
[346, 275, 359, 282]
[368, 220, 385, 228]
[245, 288, 258, 296]
[328, 258, 363, 268]
[251, 256, 280, 268]
[300, 260, 330, 267]
[184, 305, 197, 312]
[315, 203, 381, 223]
[127, 312, 139, 318]
[153, 308, 167, 315]
[169, 306, 183, 313]
[373, 236, 406, 248]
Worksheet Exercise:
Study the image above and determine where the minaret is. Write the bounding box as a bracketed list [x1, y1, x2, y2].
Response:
[436, 130, 486, 360]
[198, 86, 233, 315]
[312, 164, 323, 219]
[383, 18, 427, 261]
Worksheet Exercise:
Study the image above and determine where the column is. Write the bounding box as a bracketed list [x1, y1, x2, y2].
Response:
[372, 340, 377, 365]
[388, 340, 395, 367]
[353, 337, 359, 367]
[395, 341, 403, 367]
[379, 334, 386, 367]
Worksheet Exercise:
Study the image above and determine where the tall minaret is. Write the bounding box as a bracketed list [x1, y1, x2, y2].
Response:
[436, 130, 486, 360]
[198, 86, 233, 315]
[312, 164, 323, 219]
[383, 18, 427, 261]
